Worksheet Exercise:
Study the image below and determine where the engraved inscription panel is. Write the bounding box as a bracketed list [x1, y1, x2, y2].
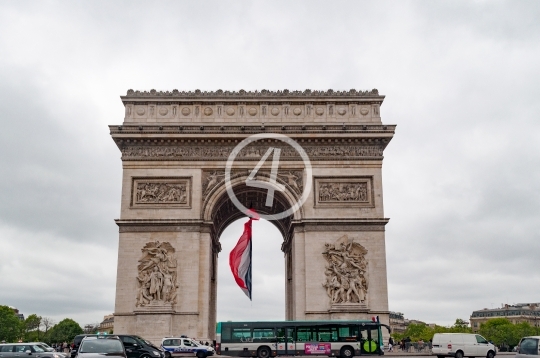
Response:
[314, 176, 374, 207]
[131, 177, 191, 208]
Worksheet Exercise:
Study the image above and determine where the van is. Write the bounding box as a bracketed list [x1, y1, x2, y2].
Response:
[432, 333, 496, 358]
[516, 336, 540, 358]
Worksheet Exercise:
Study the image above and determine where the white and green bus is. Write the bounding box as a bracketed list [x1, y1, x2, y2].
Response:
[215, 320, 390, 358]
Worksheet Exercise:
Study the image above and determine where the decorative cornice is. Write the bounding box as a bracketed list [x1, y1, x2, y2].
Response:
[109, 124, 396, 135]
[114, 311, 199, 316]
[292, 218, 390, 232]
[115, 219, 210, 233]
[124, 88, 381, 99]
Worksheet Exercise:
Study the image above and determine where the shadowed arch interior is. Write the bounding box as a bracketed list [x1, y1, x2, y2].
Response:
[210, 183, 294, 244]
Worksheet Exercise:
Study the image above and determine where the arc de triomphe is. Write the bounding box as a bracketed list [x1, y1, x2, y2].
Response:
[109, 89, 395, 342]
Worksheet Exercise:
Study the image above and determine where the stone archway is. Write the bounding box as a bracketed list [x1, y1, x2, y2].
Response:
[110, 89, 395, 343]
[204, 179, 299, 333]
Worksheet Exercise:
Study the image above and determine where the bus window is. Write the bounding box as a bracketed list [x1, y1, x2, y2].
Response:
[221, 326, 232, 342]
[253, 328, 276, 343]
[317, 327, 338, 342]
[296, 327, 314, 342]
[276, 328, 294, 343]
[338, 326, 359, 342]
[232, 328, 252, 342]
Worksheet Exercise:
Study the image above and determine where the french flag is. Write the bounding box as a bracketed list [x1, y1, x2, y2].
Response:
[229, 209, 259, 300]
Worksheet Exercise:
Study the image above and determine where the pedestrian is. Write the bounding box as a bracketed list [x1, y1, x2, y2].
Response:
[388, 337, 394, 352]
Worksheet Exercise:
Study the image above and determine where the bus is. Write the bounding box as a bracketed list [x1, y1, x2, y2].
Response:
[215, 320, 390, 358]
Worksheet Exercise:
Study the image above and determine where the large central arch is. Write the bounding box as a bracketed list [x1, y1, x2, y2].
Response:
[203, 174, 303, 329]
[110, 89, 395, 343]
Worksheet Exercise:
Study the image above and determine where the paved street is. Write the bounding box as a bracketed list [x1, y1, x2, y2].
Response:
[217, 353, 516, 358]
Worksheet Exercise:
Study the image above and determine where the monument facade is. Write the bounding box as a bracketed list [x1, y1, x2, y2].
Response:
[110, 89, 395, 343]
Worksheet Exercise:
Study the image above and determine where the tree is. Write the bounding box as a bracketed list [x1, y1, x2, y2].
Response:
[42, 317, 55, 335]
[24, 314, 42, 341]
[83, 324, 99, 334]
[0, 305, 24, 342]
[393, 323, 434, 341]
[47, 319, 83, 344]
[479, 318, 514, 347]
[511, 322, 535, 347]
[450, 318, 472, 333]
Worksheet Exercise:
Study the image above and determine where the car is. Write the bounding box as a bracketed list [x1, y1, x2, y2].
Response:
[431, 333, 496, 358]
[0, 343, 66, 358]
[516, 336, 540, 358]
[160, 338, 214, 358]
[72, 335, 163, 358]
[72, 334, 99, 358]
[77, 336, 126, 358]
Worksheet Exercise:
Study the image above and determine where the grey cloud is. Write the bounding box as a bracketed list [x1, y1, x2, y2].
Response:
[0, 0, 538, 327]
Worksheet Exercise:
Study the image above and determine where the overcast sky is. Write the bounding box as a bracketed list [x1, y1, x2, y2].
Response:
[0, 0, 539, 329]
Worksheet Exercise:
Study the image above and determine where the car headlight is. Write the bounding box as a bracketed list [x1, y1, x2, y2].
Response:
[152, 351, 161, 356]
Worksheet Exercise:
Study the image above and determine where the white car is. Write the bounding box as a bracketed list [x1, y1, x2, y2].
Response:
[432, 333, 496, 358]
[516, 336, 540, 358]
[160, 338, 214, 358]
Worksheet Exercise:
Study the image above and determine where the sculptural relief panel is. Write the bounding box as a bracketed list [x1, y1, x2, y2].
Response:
[131, 177, 191, 208]
[322, 235, 369, 305]
[121, 144, 384, 161]
[136, 241, 178, 308]
[202, 169, 303, 201]
[314, 176, 374, 207]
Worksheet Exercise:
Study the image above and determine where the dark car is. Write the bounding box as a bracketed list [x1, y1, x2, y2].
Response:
[72, 335, 163, 358]
[77, 336, 126, 358]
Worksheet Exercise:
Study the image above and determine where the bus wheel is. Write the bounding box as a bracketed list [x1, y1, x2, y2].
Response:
[340, 346, 354, 358]
[257, 347, 271, 358]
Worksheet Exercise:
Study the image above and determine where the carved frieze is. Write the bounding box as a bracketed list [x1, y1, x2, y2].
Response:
[136, 241, 178, 308]
[202, 169, 303, 201]
[314, 176, 374, 207]
[131, 177, 191, 208]
[322, 235, 368, 305]
[121, 144, 384, 161]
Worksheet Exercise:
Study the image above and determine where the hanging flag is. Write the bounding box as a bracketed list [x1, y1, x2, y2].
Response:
[229, 209, 259, 299]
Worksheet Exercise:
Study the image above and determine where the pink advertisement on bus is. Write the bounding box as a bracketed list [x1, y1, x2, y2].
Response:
[304, 343, 331, 355]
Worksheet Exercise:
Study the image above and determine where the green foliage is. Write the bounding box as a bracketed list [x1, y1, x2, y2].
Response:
[46, 318, 83, 344]
[478, 318, 514, 346]
[24, 314, 42, 341]
[452, 318, 471, 332]
[391, 318, 472, 342]
[512, 322, 536, 346]
[0, 305, 24, 342]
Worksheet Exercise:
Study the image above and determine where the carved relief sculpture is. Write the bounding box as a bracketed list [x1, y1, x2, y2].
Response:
[319, 182, 368, 202]
[131, 177, 191, 208]
[314, 177, 373, 207]
[122, 144, 384, 161]
[322, 235, 368, 305]
[202, 169, 303, 201]
[136, 182, 187, 204]
[136, 241, 178, 307]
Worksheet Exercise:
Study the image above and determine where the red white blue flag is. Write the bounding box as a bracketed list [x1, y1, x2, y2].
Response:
[229, 209, 259, 300]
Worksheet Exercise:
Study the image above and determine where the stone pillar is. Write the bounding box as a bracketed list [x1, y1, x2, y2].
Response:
[287, 223, 389, 325]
